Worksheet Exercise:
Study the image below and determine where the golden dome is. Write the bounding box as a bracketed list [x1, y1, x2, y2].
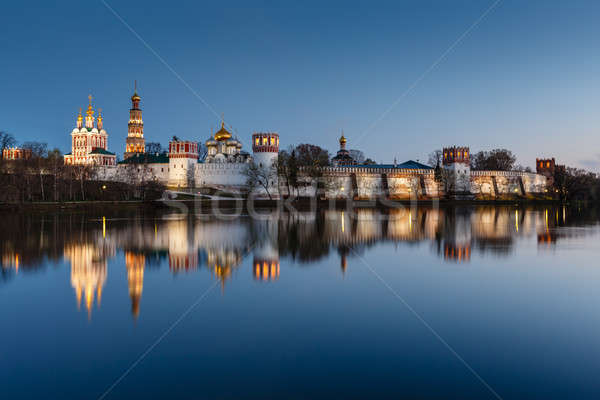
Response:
[214, 121, 232, 141]
[86, 94, 94, 116]
[339, 133, 347, 145]
[131, 81, 141, 101]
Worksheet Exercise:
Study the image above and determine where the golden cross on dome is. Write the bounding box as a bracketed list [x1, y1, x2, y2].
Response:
[86, 94, 95, 116]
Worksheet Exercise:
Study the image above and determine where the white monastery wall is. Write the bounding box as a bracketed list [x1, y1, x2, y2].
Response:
[195, 163, 248, 187]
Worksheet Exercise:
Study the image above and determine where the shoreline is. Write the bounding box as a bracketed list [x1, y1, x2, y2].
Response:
[0, 197, 563, 213]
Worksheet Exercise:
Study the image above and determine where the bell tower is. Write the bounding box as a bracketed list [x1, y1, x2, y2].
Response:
[124, 81, 146, 159]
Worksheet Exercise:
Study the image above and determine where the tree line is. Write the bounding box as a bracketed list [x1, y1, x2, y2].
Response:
[0, 131, 164, 203]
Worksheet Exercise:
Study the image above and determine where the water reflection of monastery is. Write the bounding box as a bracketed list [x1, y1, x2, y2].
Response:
[64, 241, 114, 318]
[1, 206, 593, 319]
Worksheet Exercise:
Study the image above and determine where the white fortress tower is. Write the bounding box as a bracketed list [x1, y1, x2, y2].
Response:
[252, 218, 280, 281]
[252, 132, 279, 168]
[168, 138, 198, 188]
[251, 132, 280, 197]
[443, 146, 471, 193]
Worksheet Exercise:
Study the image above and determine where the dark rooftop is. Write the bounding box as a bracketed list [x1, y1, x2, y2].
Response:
[118, 152, 168, 164]
[343, 160, 433, 170]
[89, 148, 116, 156]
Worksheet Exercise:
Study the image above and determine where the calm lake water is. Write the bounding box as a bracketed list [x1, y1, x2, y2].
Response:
[2, 205, 600, 399]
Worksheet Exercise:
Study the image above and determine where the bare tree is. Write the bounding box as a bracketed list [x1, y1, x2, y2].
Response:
[73, 165, 92, 201]
[186, 164, 195, 189]
[276, 147, 299, 198]
[554, 166, 599, 202]
[428, 150, 443, 167]
[145, 142, 162, 154]
[22, 141, 48, 201]
[471, 149, 516, 171]
[197, 141, 208, 161]
[47, 148, 62, 201]
[348, 149, 365, 164]
[363, 158, 376, 165]
[514, 164, 533, 173]
[0, 131, 17, 158]
[409, 177, 421, 197]
[437, 168, 470, 198]
[244, 161, 277, 199]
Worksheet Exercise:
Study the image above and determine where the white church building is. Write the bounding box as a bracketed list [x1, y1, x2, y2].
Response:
[69, 90, 280, 194]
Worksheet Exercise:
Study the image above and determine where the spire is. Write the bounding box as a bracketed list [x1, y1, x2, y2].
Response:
[97, 108, 103, 130]
[86, 94, 94, 116]
[214, 113, 231, 141]
[77, 108, 83, 129]
[85, 94, 95, 129]
[131, 80, 141, 103]
[339, 130, 347, 149]
[125, 83, 144, 159]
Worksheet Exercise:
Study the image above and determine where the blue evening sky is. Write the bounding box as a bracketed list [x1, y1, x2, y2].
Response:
[1, 0, 599, 170]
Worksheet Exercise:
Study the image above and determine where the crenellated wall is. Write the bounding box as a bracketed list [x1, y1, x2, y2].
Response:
[470, 171, 547, 197]
[93, 164, 548, 200]
[290, 167, 548, 199]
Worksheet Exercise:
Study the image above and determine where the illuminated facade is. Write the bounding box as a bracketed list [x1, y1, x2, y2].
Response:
[124, 83, 146, 159]
[65, 243, 108, 318]
[78, 91, 281, 193]
[252, 237, 280, 282]
[64, 95, 116, 166]
[251, 132, 279, 168]
[125, 252, 145, 318]
[1, 251, 20, 273]
[2, 147, 31, 160]
[253, 260, 280, 281]
[205, 119, 249, 163]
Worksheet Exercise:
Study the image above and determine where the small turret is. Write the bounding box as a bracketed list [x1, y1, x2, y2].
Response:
[252, 132, 279, 168]
[85, 94, 95, 130]
[76, 108, 83, 129]
[443, 146, 470, 165]
[536, 158, 556, 177]
[339, 131, 347, 150]
[97, 108, 103, 131]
